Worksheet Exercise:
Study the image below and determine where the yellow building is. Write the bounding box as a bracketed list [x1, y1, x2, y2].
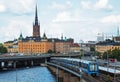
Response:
[55, 41, 70, 53]
[4, 40, 18, 53]
[4, 5, 77, 55]
[70, 43, 80, 53]
[18, 33, 74, 54]
[17, 5, 74, 54]
[96, 39, 120, 54]
[18, 36, 54, 54]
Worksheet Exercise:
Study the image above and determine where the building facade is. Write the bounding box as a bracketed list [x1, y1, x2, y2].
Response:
[4, 5, 78, 55]
[96, 39, 120, 54]
[4, 39, 18, 53]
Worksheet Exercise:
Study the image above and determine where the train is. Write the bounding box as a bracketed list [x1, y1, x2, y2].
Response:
[50, 57, 99, 76]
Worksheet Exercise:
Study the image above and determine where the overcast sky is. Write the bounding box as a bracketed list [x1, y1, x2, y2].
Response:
[0, 0, 120, 43]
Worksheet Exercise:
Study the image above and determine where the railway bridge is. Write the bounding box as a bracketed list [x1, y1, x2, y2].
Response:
[47, 60, 100, 82]
[0, 54, 50, 70]
[0, 53, 79, 71]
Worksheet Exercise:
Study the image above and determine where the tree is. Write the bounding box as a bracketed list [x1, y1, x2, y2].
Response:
[102, 48, 120, 61]
[102, 50, 111, 59]
[90, 46, 95, 52]
[47, 49, 53, 53]
[0, 43, 7, 54]
[95, 51, 101, 58]
[106, 75, 112, 82]
[111, 48, 120, 61]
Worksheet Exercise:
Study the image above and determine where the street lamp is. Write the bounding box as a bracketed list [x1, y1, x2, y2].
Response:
[106, 44, 109, 72]
[79, 69, 82, 82]
[79, 60, 82, 82]
[14, 61, 18, 82]
[114, 63, 116, 82]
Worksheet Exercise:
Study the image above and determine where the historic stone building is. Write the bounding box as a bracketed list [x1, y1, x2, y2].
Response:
[17, 5, 74, 54]
[96, 39, 120, 55]
[4, 5, 77, 54]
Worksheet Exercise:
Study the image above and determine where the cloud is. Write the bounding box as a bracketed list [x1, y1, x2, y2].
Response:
[51, 1, 72, 10]
[1, 0, 35, 14]
[0, 18, 32, 42]
[81, 1, 91, 9]
[101, 14, 120, 24]
[0, 4, 6, 12]
[94, 0, 113, 11]
[80, 0, 113, 11]
[52, 11, 81, 23]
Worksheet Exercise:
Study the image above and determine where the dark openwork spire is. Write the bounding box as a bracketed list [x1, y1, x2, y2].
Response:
[33, 4, 40, 37]
[35, 4, 38, 25]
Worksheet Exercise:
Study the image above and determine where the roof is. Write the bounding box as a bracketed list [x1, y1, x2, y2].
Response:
[21, 36, 41, 42]
[54, 58, 96, 64]
[4, 41, 14, 43]
[96, 39, 120, 46]
[99, 66, 120, 74]
[20, 36, 74, 43]
[70, 43, 80, 47]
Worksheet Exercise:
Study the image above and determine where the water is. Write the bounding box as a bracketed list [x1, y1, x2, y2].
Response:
[0, 67, 56, 82]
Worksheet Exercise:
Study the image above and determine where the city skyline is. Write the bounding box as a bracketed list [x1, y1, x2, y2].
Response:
[0, 0, 120, 43]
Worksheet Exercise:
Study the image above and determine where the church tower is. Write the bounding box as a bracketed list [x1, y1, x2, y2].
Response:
[33, 5, 40, 37]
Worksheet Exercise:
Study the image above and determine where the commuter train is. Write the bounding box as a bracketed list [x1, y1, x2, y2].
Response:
[50, 57, 99, 76]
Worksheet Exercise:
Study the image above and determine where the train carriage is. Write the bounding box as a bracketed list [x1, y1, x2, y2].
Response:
[50, 57, 99, 76]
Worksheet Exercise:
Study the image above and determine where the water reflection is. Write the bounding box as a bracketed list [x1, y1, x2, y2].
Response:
[0, 67, 56, 82]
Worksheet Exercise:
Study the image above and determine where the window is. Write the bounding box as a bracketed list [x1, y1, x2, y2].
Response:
[89, 64, 98, 72]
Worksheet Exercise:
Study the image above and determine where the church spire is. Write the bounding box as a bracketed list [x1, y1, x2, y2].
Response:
[33, 4, 40, 37]
[35, 4, 38, 25]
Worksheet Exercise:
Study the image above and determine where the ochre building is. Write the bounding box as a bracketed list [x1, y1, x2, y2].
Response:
[4, 5, 77, 54]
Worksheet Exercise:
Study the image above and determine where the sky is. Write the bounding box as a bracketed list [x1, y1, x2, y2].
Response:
[0, 0, 120, 43]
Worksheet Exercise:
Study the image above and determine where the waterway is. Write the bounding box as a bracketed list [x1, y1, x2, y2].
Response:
[0, 67, 56, 82]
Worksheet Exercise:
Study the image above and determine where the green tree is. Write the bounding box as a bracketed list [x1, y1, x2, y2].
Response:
[102, 50, 111, 59]
[102, 48, 120, 61]
[111, 48, 120, 61]
[0, 43, 7, 54]
[90, 46, 95, 51]
[106, 75, 112, 82]
[47, 49, 53, 53]
[95, 51, 101, 58]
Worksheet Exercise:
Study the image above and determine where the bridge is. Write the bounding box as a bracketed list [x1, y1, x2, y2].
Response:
[47, 58, 100, 82]
[0, 54, 120, 82]
[0, 53, 80, 70]
[47, 57, 120, 82]
[0, 54, 50, 70]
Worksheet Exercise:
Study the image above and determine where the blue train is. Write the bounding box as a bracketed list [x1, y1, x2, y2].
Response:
[50, 57, 99, 76]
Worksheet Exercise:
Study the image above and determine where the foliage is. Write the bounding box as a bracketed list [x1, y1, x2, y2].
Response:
[47, 49, 53, 53]
[102, 50, 111, 59]
[95, 51, 101, 58]
[78, 54, 82, 59]
[90, 46, 95, 51]
[0, 43, 7, 54]
[106, 75, 112, 82]
[111, 48, 120, 60]
[102, 48, 120, 61]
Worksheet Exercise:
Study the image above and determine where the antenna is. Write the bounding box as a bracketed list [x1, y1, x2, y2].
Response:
[117, 26, 119, 37]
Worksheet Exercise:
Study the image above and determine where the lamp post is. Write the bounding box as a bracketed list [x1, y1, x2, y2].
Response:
[56, 63, 58, 82]
[14, 61, 17, 82]
[79, 69, 81, 82]
[79, 60, 82, 82]
[114, 62, 116, 82]
[106, 44, 109, 72]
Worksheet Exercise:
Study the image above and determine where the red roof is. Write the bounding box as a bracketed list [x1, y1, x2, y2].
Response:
[70, 43, 80, 47]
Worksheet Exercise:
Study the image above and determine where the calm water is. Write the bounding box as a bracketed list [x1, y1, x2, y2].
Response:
[0, 67, 56, 82]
